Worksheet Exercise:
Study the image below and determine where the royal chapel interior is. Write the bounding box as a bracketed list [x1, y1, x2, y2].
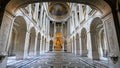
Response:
[0, 0, 120, 68]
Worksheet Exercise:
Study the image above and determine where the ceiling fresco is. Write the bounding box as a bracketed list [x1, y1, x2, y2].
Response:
[48, 2, 70, 21]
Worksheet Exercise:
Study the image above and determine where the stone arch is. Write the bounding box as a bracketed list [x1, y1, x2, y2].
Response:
[76, 33, 80, 55]
[8, 16, 27, 60]
[81, 28, 87, 57]
[6, 0, 110, 16]
[28, 27, 36, 56]
[36, 32, 41, 55]
[49, 40, 53, 51]
[90, 17, 103, 60]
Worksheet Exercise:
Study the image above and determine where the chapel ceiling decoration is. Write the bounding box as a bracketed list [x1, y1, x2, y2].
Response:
[48, 2, 70, 22]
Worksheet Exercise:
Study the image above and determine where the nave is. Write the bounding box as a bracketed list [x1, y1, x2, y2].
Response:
[0, 1, 119, 68]
[7, 51, 108, 68]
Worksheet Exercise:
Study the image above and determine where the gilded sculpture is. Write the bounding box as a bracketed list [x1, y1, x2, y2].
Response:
[54, 32, 64, 51]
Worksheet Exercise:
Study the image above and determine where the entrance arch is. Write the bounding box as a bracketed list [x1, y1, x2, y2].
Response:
[8, 16, 27, 60]
[81, 28, 87, 57]
[90, 17, 103, 60]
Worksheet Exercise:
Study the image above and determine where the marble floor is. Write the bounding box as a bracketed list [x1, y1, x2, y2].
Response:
[7, 51, 109, 68]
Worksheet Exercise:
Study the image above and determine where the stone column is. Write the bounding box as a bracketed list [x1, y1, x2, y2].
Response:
[24, 31, 30, 59]
[61, 22, 64, 35]
[52, 40, 54, 51]
[79, 36, 82, 56]
[0, 11, 14, 67]
[0, 11, 14, 53]
[87, 31, 99, 60]
[40, 37, 43, 54]
[42, 12, 45, 32]
[76, 38, 80, 55]
[70, 18, 73, 33]
[78, 4, 81, 22]
[42, 39, 44, 53]
[74, 9, 78, 26]
[46, 41, 48, 52]
[61, 23, 64, 51]
[70, 41, 72, 53]
[40, 5, 43, 27]
[74, 37, 76, 55]
[47, 19, 50, 36]
[34, 3, 39, 21]
[79, 5, 84, 22]
[91, 32, 99, 60]
[54, 22, 56, 36]
[29, 4, 32, 17]
[34, 33, 38, 55]
[44, 39, 46, 52]
[72, 13, 75, 29]
[72, 40, 74, 54]
[67, 20, 70, 35]
[42, 39, 45, 53]
[87, 31, 93, 59]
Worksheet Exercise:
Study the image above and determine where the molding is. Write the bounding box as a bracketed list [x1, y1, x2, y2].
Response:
[4, 10, 15, 19]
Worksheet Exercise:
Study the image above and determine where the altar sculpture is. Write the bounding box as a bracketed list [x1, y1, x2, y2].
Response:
[54, 32, 64, 51]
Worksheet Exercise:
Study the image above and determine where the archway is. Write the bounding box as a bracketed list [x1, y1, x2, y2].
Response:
[76, 33, 80, 55]
[28, 27, 36, 56]
[36, 33, 41, 55]
[90, 17, 103, 60]
[49, 40, 53, 51]
[8, 16, 27, 60]
[81, 28, 87, 57]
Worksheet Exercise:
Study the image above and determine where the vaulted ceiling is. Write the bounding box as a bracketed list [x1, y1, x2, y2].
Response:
[4, 0, 111, 16]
